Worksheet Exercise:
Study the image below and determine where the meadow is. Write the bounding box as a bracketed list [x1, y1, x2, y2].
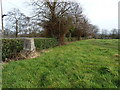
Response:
[2, 39, 119, 88]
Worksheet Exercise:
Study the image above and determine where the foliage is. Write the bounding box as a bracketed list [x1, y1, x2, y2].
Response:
[34, 38, 58, 50]
[5, 2, 100, 41]
[30, 1, 83, 45]
[2, 38, 58, 61]
[65, 37, 77, 42]
[2, 39, 23, 61]
[2, 39, 119, 88]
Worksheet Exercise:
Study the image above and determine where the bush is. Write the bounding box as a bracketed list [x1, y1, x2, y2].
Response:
[65, 37, 77, 42]
[2, 39, 23, 61]
[2, 38, 58, 61]
[34, 38, 58, 50]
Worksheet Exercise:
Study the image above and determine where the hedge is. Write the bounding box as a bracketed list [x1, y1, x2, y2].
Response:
[34, 38, 58, 50]
[2, 38, 58, 61]
[2, 39, 23, 61]
[65, 37, 77, 42]
[2, 37, 77, 61]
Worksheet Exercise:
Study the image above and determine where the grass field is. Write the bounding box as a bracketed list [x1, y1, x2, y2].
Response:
[2, 39, 119, 88]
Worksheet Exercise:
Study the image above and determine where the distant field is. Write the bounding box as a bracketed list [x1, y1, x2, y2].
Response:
[2, 39, 119, 88]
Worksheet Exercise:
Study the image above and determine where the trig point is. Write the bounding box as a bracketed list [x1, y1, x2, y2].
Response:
[23, 38, 36, 51]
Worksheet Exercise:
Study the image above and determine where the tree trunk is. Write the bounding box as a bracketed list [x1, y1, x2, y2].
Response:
[77, 36, 80, 40]
[16, 19, 18, 37]
[58, 35, 65, 45]
[77, 31, 81, 40]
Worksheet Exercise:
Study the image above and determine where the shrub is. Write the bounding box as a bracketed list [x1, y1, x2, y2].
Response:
[2, 38, 58, 61]
[34, 38, 58, 50]
[2, 39, 23, 61]
[65, 37, 77, 42]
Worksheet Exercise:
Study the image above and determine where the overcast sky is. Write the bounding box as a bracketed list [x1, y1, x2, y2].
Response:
[0, 0, 119, 32]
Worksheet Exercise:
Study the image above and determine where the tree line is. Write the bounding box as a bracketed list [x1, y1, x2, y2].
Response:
[3, 0, 119, 45]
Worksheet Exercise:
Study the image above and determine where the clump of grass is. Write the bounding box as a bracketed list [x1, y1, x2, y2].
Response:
[99, 67, 111, 74]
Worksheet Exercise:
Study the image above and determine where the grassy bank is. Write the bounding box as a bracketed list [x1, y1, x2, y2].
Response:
[2, 39, 119, 88]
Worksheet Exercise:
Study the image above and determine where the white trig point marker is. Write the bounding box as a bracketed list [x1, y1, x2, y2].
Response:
[23, 38, 36, 51]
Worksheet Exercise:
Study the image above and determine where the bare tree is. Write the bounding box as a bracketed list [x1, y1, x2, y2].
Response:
[88, 24, 99, 38]
[101, 29, 108, 39]
[71, 3, 83, 40]
[30, 0, 83, 45]
[6, 8, 26, 37]
[75, 16, 90, 40]
[111, 28, 118, 39]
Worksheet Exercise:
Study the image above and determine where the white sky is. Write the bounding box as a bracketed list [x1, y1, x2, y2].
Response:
[0, 0, 119, 32]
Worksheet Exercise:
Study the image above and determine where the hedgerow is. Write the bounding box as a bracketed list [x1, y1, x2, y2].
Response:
[65, 37, 77, 42]
[2, 39, 23, 61]
[2, 38, 58, 61]
[34, 38, 58, 50]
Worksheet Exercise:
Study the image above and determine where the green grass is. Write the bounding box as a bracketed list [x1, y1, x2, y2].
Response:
[2, 39, 119, 88]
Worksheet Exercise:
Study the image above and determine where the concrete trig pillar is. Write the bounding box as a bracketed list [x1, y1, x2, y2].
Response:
[23, 38, 36, 51]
